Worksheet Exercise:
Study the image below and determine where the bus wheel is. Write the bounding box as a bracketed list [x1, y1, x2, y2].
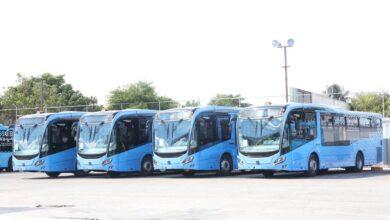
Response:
[45, 172, 60, 178]
[141, 156, 154, 176]
[262, 171, 274, 178]
[353, 152, 364, 172]
[6, 158, 13, 172]
[218, 155, 233, 176]
[108, 171, 121, 178]
[182, 170, 195, 177]
[306, 154, 319, 177]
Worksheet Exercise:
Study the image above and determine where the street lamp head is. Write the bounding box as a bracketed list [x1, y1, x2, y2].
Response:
[272, 40, 281, 48]
[287, 39, 294, 47]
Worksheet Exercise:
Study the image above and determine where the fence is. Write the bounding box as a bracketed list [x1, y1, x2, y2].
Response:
[0, 92, 389, 126]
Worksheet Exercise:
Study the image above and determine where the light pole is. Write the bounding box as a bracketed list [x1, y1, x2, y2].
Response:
[272, 39, 294, 103]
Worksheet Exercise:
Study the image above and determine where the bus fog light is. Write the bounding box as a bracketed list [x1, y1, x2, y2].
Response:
[35, 159, 44, 166]
[238, 158, 244, 165]
[102, 158, 112, 166]
[274, 156, 286, 165]
[182, 155, 194, 164]
[153, 159, 157, 165]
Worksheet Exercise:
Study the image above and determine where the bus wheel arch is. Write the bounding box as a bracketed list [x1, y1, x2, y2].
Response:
[306, 152, 319, 177]
[140, 154, 154, 176]
[218, 153, 233, 176]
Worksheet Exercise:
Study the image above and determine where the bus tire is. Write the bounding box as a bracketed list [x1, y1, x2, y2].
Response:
[6, 158, 13, 172]
[45, 172, 60, 178]
[218, 154, 233, 176]
[141, 155, 154, 176]
[306, 154, 319, 177]
[262, 171, 274, 178]
[353, 152, 364, 172]
[182, 170, 195, 177]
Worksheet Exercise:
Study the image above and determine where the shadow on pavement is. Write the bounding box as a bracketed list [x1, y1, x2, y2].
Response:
[21, 168, 390, 180]
[243, 169, 390, 179]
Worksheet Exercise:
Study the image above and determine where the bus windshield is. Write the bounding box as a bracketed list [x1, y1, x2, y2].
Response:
[238, 107, 284, 156]
[78, 113, 113, 155]
[154, 110, 193, 154]
[13, 117, 46, 157]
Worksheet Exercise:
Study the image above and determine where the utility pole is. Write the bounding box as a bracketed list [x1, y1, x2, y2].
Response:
[283, 46, 288, 103]
[40, 78, 44, 112]
[272, 39, 295, 103]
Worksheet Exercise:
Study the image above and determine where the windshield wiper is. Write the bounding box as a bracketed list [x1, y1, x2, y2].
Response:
[171, 133, 189, 146]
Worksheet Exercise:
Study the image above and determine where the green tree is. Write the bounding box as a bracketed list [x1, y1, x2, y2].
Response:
[323, 84, 349, 101]
[184, 99, 200, 107]
[208, 94, 251, 107]
[107, 81, 177, 110]
[0, 73, 100, 124]
[350, 92, 390, 116]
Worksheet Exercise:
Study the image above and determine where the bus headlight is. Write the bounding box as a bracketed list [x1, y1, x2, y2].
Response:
[274, 156, 286, 165]
[35, 159, 44, 167]
[182, 155, 194, 164]
[102, 158, 112, 166]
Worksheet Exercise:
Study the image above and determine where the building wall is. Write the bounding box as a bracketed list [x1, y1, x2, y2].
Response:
[290, 88, 350, 110]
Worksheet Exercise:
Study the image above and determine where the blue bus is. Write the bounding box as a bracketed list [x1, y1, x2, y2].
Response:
[0, 124, 13, 172]
[237, 104, 383, 177]
[13, 112, 85, 178]
[77, 109, 157, 177]
[153, 106, 239, 176]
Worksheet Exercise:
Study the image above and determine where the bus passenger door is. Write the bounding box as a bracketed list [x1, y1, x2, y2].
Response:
[196, 114, 219, 169]
[285, 109, 318, 170]
[217, 114, 236, 165]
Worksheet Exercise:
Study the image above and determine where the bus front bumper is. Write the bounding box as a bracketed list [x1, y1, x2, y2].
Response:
[237, 154, 289, 171]
[77, 156, 108, 172]
[153, 154, 194, 171]
[13, 157, 40, 172]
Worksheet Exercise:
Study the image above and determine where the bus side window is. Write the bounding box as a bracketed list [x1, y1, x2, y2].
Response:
[217, 115, 231, 142]
[359, 117, 371, 139]
[286, 110, 317, 151]
[138, 118, 151, 145]
[116, 118, 139, 152]
[321, 113, 334, 146]
[71, 122, 78, 142]
[346, 116, 359, 142]
[49, 121, 77, 153]
[303, 112, 317, 140]
[196, 115, 217, 148]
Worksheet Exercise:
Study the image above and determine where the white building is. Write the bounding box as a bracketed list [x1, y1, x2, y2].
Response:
[290, 88, 350, 110]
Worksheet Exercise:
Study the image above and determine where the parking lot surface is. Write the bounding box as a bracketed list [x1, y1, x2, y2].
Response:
[1, 170, 390, 220]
